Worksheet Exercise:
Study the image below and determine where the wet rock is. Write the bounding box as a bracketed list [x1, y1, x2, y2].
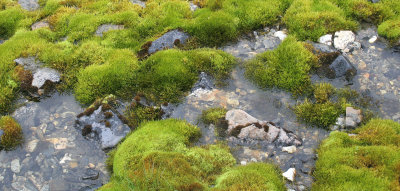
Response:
[345, 107, 362, 128]
[319, 34, 333, 46]
[328, 55, 357, 80]
[148, 29, 190, 54]
[11, 159, 21, 173]
[26, 139, 39, 153]
[330, 116, 345, 131]
[15, 57, 42, 71]
[282, 146, 297, 154]
[0, 129, 3, 144]
[32, 68, 61, 89]
[32, 21, 50, 31]
[225, 109, 302, 146]
[130, 0, 145, 7]
[189, 2, 198, 11]
[192, 72, 214, 91]
[369, 0, 379, 3]
[334, 31, 356, 51]
[369, 36, 378, 43]
[283, 168, 296, 182]
[82, 168, 99, 180]
[95, 24, 124, 37]
[274, 31, 287, 41]
[344, 41, 361, 53]
[18, 0, 39, 11]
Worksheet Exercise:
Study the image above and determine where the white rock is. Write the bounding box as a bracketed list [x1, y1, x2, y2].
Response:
[59, 153, 72, 164]
[319, 34, 333, 46]
[283, 168, 296, 182]
[334, 31, 356, 51]
[282, 146, 297, 154]
[240, 161, 247, 165]
[11, 159, 21, 173]
[274, 31, 287, 41]
[369, 36, 378, 43]
[25, 139, 39, 152]
[32, 68, 61, 89]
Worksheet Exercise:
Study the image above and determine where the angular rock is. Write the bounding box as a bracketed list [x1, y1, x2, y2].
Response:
[11, 158, 21, 173]
[274, 31, 287, 41]
[130, 0, 146, 7]
[319, 34, 333, 46]
[25, 139, 39, 153]
[282, 145, 297, 154]
[95, 24, 124, 37]
[345, 107, 362, 128]
[328, 55, 357, 79]
[32, 68, 61, 89]
[18, 0, 39, 11]
[283, 168, 296, 182]
[32, 21, 50, 30]
[148, 29, 190, 54]
[225, 109, 302, 146]
[344, 41, 361, 53]
[82, 168, 99, 180]
[334, 31, 356, 51]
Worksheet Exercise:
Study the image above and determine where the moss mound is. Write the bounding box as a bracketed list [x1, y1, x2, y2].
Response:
[213, 163, 286, 191]
[245, 36, 318, 96]
[100, 119, 237, 190]
[312, 119, 400, 191]
[0, 116, 23, 150]
[201, 107, 227, 125]
[378, 18, 400, 44]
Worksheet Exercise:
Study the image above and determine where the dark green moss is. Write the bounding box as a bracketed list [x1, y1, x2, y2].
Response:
[312, 119, 400, 191]
[245, 36, 318, 96]
[313, 83, 336, 104]
[0, 116, 23, 150]
[201, 107, 227, 125]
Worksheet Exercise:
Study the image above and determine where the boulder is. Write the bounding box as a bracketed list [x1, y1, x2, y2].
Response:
[130, 0, 146, 8]
[18, 0, 39, 11]
[95, 24, 124, 37]
[31, 68, 61, 89]
[319, 34, 333, 46]
[334, 31, 356, 51]
[225, 109, 302, 146]
[345, 107, 362, 128]
[31, 21, 50, 30]
[148, 29, 190, 54]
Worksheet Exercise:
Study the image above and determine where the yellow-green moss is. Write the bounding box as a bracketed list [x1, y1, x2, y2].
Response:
[201, 107, 227, 125]
[0, 116, 23, 150]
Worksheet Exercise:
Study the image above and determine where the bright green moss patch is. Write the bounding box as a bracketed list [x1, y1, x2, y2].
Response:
[312, 119, 400, 191]
[213, 163, 286, 191]
[284, 0, 357, 41]
[0, 8, 24, 39]
[378, 18, 400, 44]
[313, 83, 335, 104]
[0, 116, 23, 150]
[100, 119, 237, 190]
[245, 36, 318, 96]
[201, 107, 227, 125]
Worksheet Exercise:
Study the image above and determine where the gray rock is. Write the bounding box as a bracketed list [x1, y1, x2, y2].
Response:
[32, 68, 61, 89]
[148, 30, 190, 54]
[189, 2, 199, 11]
[344, 41, 361, 53]
[14, 57, 43, 72]
[0, 129, 3, 144]
[345, 107, 362, 128]
[192, 72, 214, 91]
[237, 125, 268, 140]
[18, 0, 39, 11]
[95, 24, 124, 37]
[226, 109, 259, 135]
[328, 55, 357, 79]
[82, 168, 99, 180]
[334, 31, 356, 51]
[130, 0, 146, 8]
[369, 0, 379, 3]
[32, 21, 50, 31]
[11, 158, 21, 173]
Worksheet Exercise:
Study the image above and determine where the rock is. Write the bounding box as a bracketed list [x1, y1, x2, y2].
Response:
[88, 163, 95, 169]
[282, 146, 297, 154]
[95, 24, 124, 37]
[18, 0, 39, 11]
[369, 0, 379, 3]
[225, 109, 259, 135]
[47, 138, 68, 150]
[15, 57, 43, 72]
[319, 34, 333, 46]
[344, 41, 361, 53]
[240, 161, 247, 165]
[26, 139, 39, 152]
[345, 107, 362, 128]
[328, 55, 357, 79]
[274, 31, 287, 41]
[130, 0, 145, 7]
[192, 72, 214, 91]
[369, 36, 378, 43]
[148, 29, 190, 54]
[334, 31, 356, 51]
[283, 168, 296, 182]
[0, 129, 3, 144]
[189, 2, 198, 11]
[32, 21, 50, 30]
[330, 117, 345, 131]
[11, 159, 21, 173]
[82, 168, 99, 180]
[237, 125, 268, 140]
[32, 68, 61, 89]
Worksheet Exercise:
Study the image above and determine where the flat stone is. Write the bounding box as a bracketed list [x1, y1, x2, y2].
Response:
[14, 57, 43, 72]
[25, 139, 39, 152]
[334, 31, 356, 51]
[11, 158, 21, 173]
[46, 138, 68, 150]
[95, 24, 124, 37]
[319, 34, 333, 46]
[18, 0, 39, 11]
[226, 109, 259, 134]
[32, 68, 61, 89]
[283, 168, 296, 182]
[282, 145, 297, 154]
[32, 21, 50, 30]
[148, 30, 190, 54]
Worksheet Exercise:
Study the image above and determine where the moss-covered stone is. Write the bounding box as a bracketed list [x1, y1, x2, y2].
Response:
[245, 36, 318, 96]
[312, 119, 400, 191]
[0, 116, 23, 150]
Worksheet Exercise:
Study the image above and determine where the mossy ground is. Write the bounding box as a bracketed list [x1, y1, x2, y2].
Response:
[201, 107, 227, 125]
[312, 119, 400, 190]
[0, 115, 23, 150]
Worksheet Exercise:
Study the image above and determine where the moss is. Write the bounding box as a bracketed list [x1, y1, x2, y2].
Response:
[124, 103, 163, 129]
[312, 119, 400, 191]
[0, 116, 23, 150]
[313, 83, 335, 104]
[245, 36, 318, 96]
[213, 163, 286, 191]
[378, 18, 400, 44]
[283, 0, 357, 41]
[0, 8, 24, 39]
[201, 107, 227, 125]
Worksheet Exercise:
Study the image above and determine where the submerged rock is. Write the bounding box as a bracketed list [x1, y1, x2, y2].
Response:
[130, 0, 146, 7]
[334, 31, 356, 51]
[225, 109, 302, 146]
[18, 0, 39, 11]
[31, 21, 50, 30]
[95, 24, 124, 37]
[328, 55, 357, 79]
[148, 29, 190, 54]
